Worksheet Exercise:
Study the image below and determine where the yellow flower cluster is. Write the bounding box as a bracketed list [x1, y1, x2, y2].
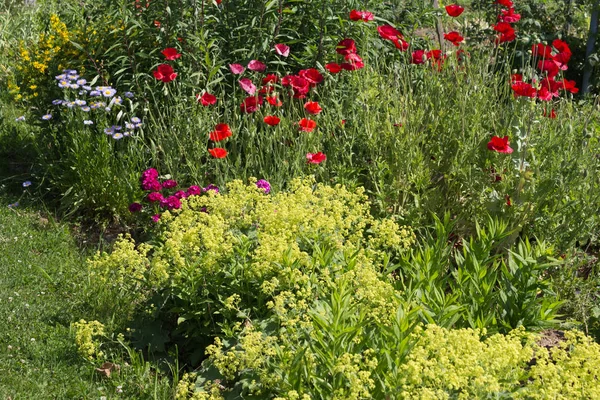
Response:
[397, 325, 600, 399]
[71, 319, 105, 361]
[175, 373, 225, 400]
[522, 330, 600, 399]
[11, 14, 70, 101]
[89, 177, 414, 307]
[88, 234, 151, 290]
[206, 328, 278, 383]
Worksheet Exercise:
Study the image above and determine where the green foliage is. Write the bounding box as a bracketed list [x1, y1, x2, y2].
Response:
[394, 214, 562, 333]
[183, 291, 600, 399]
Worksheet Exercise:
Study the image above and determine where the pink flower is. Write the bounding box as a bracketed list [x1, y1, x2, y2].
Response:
[174, 190, 187, 199]
[162, 179, 178, 189]
[147, 192, 164, 202]
[151, 214, 161, 222]
[238, 78, 257, 95]
[248, 60, 266, 72]
[187, 185, 201, 196]
[160, 195, 182, 210]
[128, 202, 142, 213]
[341, 53, 364, 70]
[274, 43, 290, 57]
[142, 178, 161, 192]
[229, 64, 245, 74]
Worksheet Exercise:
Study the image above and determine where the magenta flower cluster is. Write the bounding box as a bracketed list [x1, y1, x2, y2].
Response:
[129, 168, 221, 222]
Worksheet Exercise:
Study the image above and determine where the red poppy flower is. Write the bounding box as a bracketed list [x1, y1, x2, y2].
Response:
[198, 92, 217, 106]
[392, 38, 410, 51]
[532, 44, 553, 59]
[154, 20, 161, 27]
[265, 95, 283, 106]
[553, 51, 571, 70]
[511, 73, 523, 83]
[304, 101, 322, 115]
[274, 43, 290, 57]
[263, 115, 281, 126]
[239, 78, 257, 95]
[248, 60, 266, 72]
[299, 69, 324, 85]
[326, 63, 342, 74]
[259, 85, 274, 95]
[487, 136, 513, 154]
[552, 39, 571, 55]
[505, 194, 512, 206]
[427, 49, 443, 60]
[209, 123, 232, 142]
[162, 47, 181, 60]
[153, 64, 177, 83]
[537, 87, 554, 101]
[336, 38, 357, 56]
[560, 79, 579, 94]
[411, 50, 426, 64]
[349, 10, 374, 22]
[494, 22, 514, 34]
[511, 81, 537, 98]
[493, 22, 516, 43]
[500, 7, 520, 23]
[378, 25, 401, 41]
[209, 148, 228, 158]
[445, 4, 464, 17]
[444, 31, 464, 46]
[540, 77, 562, 94]
[495, 0, 513, 7]
[299, 118, 317, 132]
[229, 63, 245, 74]
[290, 76, 310, 98]
[281, 75, 293, 86]
[306, 152, 326, 164]
[538, 59, 559, 77]
[341, 53, 364, 70]
[262, 74, 278, 85]
[240, 96, 263, 113]
[496, 31, 516, 44]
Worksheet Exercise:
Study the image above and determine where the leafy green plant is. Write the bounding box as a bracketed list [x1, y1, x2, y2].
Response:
[395, 213, 562, 333]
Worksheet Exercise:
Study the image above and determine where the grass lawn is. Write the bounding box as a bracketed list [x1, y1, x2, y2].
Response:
[0, 201, 173, 399]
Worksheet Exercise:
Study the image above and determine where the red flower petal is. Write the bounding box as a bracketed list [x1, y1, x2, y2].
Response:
[263, 115, 281, 126]
[209, 148, 228, 158]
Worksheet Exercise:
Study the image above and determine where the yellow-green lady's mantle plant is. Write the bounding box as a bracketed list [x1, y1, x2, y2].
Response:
[88, 177, 415, 359]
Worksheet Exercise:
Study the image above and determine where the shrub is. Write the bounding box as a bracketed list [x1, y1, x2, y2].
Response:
[88, 177, 415, 360]
[182, 304, 600, 399]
